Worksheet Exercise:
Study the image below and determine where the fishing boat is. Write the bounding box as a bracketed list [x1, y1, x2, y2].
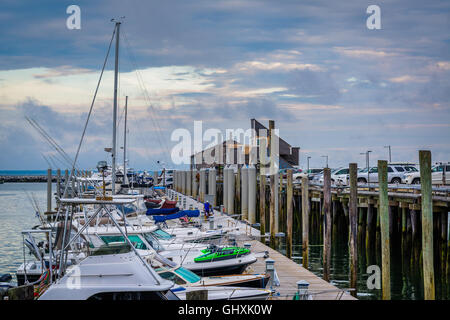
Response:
[38, 244, 178, 300]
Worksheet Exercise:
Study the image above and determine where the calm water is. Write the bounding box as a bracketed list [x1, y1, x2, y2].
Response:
[0, 183, 54, 283]
[273, 222, 448, 300]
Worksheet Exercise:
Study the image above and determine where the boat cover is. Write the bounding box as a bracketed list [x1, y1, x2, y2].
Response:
[152, 210, 200, 223]
[146, 207, 180, 215]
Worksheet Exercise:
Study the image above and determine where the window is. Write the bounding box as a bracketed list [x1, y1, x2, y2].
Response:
[159, 272, 187, 285]
[369, 167, 378, 173]
[174, 267, 201, 283]
[99, 235, 148, 250]
[395, 167, 405, 172]
[151, 229, 174, 240]
[387, 167, 394, 173]
[143, 233, 165, 251]
[405, 166, 418, 172]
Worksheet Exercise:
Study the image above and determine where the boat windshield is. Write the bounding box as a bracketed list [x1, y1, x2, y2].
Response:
[142, 233, 165, 252]
[174, 267, 201, 283]
[151, 229, 174, 240]
[99, 235, 148, 250]
[90, 243, 131, 256]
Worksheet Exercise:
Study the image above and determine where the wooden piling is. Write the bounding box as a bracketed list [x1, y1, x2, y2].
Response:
[286, 169, 293, 258]
[259, 171, 266, 236]
[378, 160, 391, 300]
[248, 165, 257, 224]
[323, 168, 332, 282]
[259, 136, 267, 236]
[301, 176, 309, 269]
[46, 168, 52, 212]
[419, 150, 435, 300]
[349, 163, 358, 297]
[227, 167, 235, 215]
[236, 166, 241, 218]
[186, 170, 191, 196]
[209, 168, 216, 206]
[56, 169, 61, 199]
[270, 174, 276, 247]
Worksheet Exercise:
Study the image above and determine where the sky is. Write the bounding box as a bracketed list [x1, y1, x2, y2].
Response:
[0, 0, 449, 171]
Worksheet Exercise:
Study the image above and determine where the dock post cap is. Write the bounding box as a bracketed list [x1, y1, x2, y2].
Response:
[296, 280, 310, 288]
[265, 258, 275, 270]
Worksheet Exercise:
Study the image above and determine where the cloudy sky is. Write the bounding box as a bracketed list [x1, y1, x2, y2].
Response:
[0, 0, 449, 170]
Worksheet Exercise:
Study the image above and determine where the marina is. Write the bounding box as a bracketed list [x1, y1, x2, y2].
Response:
[1, 2, 449, 305]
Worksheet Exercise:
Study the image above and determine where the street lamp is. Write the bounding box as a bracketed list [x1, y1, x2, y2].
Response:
[321, 155, 328, 168]
[307, 156, 311, 175]
[384, 145, 391, 163]
[360, 151, 372, 185]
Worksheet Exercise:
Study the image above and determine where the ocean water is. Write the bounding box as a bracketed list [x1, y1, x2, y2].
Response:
[0, 183, 55, 282]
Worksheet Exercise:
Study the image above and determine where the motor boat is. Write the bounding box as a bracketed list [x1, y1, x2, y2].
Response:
[38, 244, 177, 300]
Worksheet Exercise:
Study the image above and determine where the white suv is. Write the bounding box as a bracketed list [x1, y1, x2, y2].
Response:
[318, 167, 350, 185]
[357, 165, 406, 184]
[404, 163, 450, 185]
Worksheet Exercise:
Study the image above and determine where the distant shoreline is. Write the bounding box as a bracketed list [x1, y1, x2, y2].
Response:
[0, 175, 57, 183]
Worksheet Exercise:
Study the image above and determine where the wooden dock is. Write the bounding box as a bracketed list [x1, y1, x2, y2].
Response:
[172, 190, 357, 300]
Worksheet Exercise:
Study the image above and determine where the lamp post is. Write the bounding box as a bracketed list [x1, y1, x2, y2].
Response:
[321, 155, 328, 168]
[307, 156, 311, 176]
[360, 151, 372, 185]
[384, 145, 392, 163]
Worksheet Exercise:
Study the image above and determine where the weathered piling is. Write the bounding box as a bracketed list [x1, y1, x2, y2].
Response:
[248, 165, 257, 224]
[323, 167, 332, 282]
[275, 171, 279, 233]
[301, 176, 309, 269]
[46, 168, 52, 212]
[186, 170, 191, 196]
[71, 171, 75, 197]
[419, 150, 435, 300]
[223, 166, 228, 211]
[227, 166, 234, 215]
[192, 169, 198, 199]
[349, 163, 358, 297]
[378, 160, 391, 300]
[208, 168, 216, 206]
[236, 167, 241, 216]
[259, 137, 267, 236]
[286, 169, 293, 258]
[241, 166, 248, 221]
[200, 168, 206, 203]
[270, 174, 276, 247]
[56, 169, 61, 199]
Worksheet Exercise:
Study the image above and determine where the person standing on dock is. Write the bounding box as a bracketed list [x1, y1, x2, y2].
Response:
[204, 201, 213, 218]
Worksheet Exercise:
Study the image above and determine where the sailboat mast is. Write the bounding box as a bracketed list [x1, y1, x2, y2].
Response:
[112, 21, 120, 195]
[123, 95, 128, 185]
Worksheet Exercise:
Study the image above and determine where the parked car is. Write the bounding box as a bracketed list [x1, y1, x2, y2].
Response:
[404, 163, 450, 185]
[357, 165, 406, 184]
[318, 167, 350, 185]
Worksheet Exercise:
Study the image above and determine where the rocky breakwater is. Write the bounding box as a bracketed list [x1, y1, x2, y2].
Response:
[0, 175, 58, 183]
